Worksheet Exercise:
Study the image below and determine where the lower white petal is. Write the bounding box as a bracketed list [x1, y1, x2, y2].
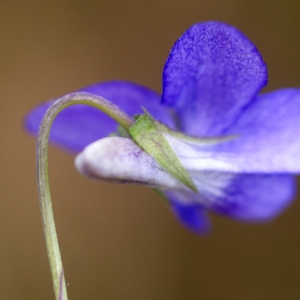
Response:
[75, 137, 189, 190]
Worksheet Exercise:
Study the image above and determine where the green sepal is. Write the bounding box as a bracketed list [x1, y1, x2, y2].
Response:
[129, 111, 198, 192]
[155, 118, 238, 144]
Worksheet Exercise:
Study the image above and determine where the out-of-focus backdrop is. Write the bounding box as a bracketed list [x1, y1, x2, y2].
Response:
[1, 1, 300, 299]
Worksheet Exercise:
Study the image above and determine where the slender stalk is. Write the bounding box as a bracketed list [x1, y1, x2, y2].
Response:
[36, 92, 135, 300]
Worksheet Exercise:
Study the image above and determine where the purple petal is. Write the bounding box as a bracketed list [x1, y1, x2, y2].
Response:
[213, 89, 300, 172]
[25, 81, 175, 153]
[210, 173, 296, 221]
[166, 192, 210, 233]
[168, 172, 295, 222]
[162, 21, 267, 136]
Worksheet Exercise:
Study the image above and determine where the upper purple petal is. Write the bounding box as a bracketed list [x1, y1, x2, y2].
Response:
[162, 21, 267, 136]
[213, 89, 300, 173]
[25, 81, 175, 153]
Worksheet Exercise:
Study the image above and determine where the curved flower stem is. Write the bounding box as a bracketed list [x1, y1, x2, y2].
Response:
[36, 92, 135, 300]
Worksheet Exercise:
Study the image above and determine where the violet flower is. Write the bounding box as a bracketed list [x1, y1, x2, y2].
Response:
[25, 21, 300, 233]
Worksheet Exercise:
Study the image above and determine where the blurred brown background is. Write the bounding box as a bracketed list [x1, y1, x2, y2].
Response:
[1, 0, 300, 299]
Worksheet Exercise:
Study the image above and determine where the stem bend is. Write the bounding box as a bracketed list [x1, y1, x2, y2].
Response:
[36, 92, 134, 300]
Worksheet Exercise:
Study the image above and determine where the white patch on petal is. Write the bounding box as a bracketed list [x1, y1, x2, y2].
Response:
[164, 133, 239, 172]
[75, 137, 189, 190]
[191, 171, 234, 205]
[162, 133, 236, 206]
[167, 171, 234, 207]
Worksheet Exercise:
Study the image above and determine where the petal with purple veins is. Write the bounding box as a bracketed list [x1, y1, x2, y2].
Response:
[162, 21, 267, 136]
